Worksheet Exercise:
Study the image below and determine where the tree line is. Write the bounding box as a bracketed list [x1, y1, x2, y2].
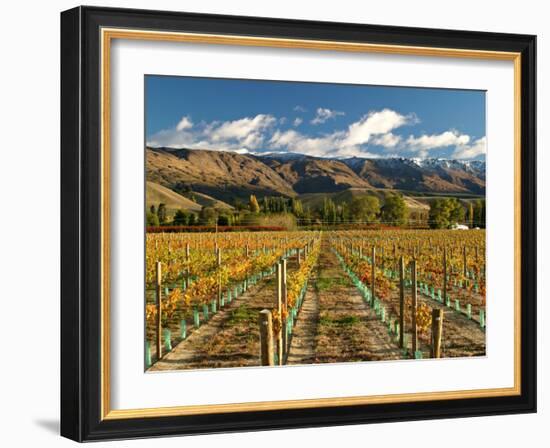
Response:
[428, 197, 486, 229]
[146, 194, 485, 229]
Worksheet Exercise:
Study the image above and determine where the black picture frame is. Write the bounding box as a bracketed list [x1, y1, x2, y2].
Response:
[61, 5, 536, 442]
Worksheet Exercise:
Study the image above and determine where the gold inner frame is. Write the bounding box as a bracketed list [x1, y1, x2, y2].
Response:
[100, 27, 522, 420]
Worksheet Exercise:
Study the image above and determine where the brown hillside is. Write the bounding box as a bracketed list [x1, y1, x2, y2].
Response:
[181, 191, 233, 210]
[145, 149, 485, 206]
[263, 157, 372, 193]
[146, 148, 297, 203]
[348, 158, 485, 194]
[146, 181, 202, 212]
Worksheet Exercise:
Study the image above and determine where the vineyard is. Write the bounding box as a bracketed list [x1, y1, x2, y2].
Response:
[145, 229, 486, 371]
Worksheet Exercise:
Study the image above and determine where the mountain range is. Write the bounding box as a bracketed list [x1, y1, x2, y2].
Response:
[146, 147, 485, 210]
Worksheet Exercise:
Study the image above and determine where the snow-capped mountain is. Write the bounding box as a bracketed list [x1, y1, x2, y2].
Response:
[148, 147, 486, 202]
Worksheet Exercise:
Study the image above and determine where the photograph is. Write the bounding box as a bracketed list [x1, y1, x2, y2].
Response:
[144, 76, 487, 371]
[56, 5, 537, 442]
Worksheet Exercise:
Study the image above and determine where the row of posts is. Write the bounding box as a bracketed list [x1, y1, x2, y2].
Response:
[360, 247, 444, 359]
[259, 242, 312, 366]
[152, 239, 312, 365]
[258, 242, 445, 363]
[402, 257, 444, 358]
[342, 243, 445, 359]
[153, 242, 219, 362]
[342, 239, 482, 280]
[259, 256, 289, 366]
[345, 241, 482, 353]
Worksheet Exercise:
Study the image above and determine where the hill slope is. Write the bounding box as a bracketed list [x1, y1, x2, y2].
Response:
[260, 155, 372, 193]
[180, 191, 233, 210]
[146, 181, 202, 212]
[341, 157, 485, 194]
[299, 187, 430, 212]
[145, 148, 486, 207]
[146, 148, 296, 203]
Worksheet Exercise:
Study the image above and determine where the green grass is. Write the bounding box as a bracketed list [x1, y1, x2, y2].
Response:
[316, 277, 350, 291]
[319, 314, 360, 327]
[227, 305, 257, 325]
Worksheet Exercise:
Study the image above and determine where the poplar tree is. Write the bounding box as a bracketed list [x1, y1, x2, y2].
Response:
[249, 195, 260, 213]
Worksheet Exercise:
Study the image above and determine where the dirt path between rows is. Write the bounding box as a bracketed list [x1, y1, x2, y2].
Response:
[416, 294, 486, 358]
[149, 277, 275, 371]
[149, 236, 484, 371]
[372, 281, 486, 358]
[149, 254, 304, 371]
[286, 271, 320, 365]
[287, 239, 403, 365]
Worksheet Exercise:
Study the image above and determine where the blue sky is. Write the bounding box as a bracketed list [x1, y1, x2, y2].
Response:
[146, 76, 486, 160]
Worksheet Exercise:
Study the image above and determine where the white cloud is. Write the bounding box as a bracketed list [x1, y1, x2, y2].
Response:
[210, 114, 276, 142]
[293, 105, 306, 112]
[342, 109, 410, 147]
[404, 130, 471, 158]
[147, 109, 484, 160]
[175, 115, 193, 131]
[311, 107, 345, 125]
[406, 130, 470, 150]
[241, 132, 265, 149]
[269, 129, 341, 156]
[371, 132, 402, 148]
[269, 129, 301, 147]
[149, 108, 416, 158]
[147, 113, 276, 152]
[452, 136, 486, 159]
[146, 128, 195, 148]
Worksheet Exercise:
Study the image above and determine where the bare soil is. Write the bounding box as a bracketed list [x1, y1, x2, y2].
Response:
[362, 268, 486, 359]
[289, 240, 403, 364]
[148, 235, 486, 371]
[149, 277, 276, 371]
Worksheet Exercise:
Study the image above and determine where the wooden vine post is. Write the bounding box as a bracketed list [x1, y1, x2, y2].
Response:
[185, 242, 190, 287]
[463, 246, 467, 277]
[399, 256, 405, 348]
[282, 258, 288, 355]
[216, 247, 222, 306]
[259, 309, 274, 366]
[431, 308, 444, 358]
[155, 261, 162, 360]
[276, 261, 284, 365]
[411, 259, 418, 357]
[443, 247, 447, 304]
[371, 246, 376, 307]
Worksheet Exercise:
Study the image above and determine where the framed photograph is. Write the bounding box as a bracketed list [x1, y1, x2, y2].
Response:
[60, 6, 536, 441]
